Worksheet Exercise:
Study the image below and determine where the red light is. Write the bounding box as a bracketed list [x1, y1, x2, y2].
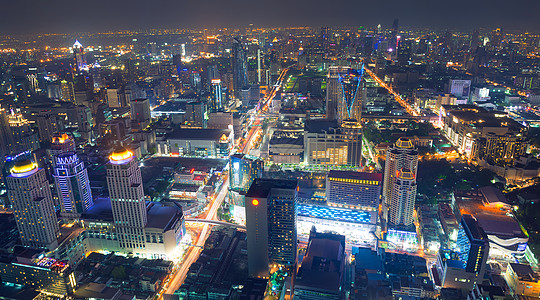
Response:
[252, 199, 259, 206]
[190, 168, 195, 174]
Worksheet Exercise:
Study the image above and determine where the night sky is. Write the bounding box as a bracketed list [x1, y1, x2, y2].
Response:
[1, 0, 540, 34]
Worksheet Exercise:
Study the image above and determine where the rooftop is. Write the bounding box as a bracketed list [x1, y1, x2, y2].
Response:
[166, 128, 231, 140]
[245, 178, 297, 198]
[327, 170, 382, 183]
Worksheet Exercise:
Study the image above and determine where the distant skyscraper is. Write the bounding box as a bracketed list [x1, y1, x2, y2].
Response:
[388, 168, 417, 228]
[326, 66, 364, 124]
[245, 179, 298, 278]
[0, 105, 14, 157]
[130, 98, 152, 129]
[51, 134, 93, 217]
[107, 147, 147, 252]
[232, 38, 249, 99]
[7, 159, 59, 250]
[73, 40, 87, 72]
[211, 79, 223, 112]
[383, 137, 418, 225]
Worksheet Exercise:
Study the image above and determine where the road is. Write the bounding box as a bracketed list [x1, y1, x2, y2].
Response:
[159, 176, 230, 299]
[158, 67, 288, 299]
[363, 66, 419, 117]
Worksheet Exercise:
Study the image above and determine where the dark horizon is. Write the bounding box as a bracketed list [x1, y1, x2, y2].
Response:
[1, 0, 540, 35]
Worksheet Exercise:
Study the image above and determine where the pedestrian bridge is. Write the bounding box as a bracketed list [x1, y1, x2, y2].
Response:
[185, 218, 246, 229]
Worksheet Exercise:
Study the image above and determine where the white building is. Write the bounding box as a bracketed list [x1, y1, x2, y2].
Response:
[6, 160, 59, 250]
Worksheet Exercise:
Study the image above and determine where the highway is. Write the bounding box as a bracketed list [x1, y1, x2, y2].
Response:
[158, 67, 288, 299]
[363, 66, 419, 117]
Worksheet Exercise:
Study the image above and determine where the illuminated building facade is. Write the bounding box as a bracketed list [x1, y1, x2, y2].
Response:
[476, 132, 527, 167]
[456, 215, 489, 280]
[326, 170, 382, 210]
[53, 153, 93, 217]
[232, 38, 249, 99]
[106, 147, 147, 253]
[245, 179, 298, 278]
[6, 160, 59, 250]
[73, 40, 87, 72]
[230, 153, 264, 193]
[383, 137, 418, 221]
[388, 169, 417, 228]
[304, 120, 362, 167]
[326, 66, 364, 124]
[211, 78, 223, 112]
[0, 255, 75, 297]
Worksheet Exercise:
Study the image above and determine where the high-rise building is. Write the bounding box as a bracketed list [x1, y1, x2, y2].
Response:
[229, 153, 264, 193]
[52, 135, 93, 217]
[106, 147, 147, 252]
[7, 110, 40, 154]
[0, 105, 14, 157]
[245, 179, 298, 278]
[73, 40, 87, 72]
[185, 101, 207, 128]
[388, 168, 417, 228]
[6, 159, 59, 250]
[383, 137, 418, 204]
[36, 111, 61, 143]
[211, 79, 223, 112]
[106, 88, 122, 108]
[130, 98, 152, 129]
[456, 214, 489, 279]
[232, 38, 249, 99]
[477, 132, 527, 167]
[325, 66, 364, 124]
[60, 80, 75, 103]
[326, 170, 382, 210]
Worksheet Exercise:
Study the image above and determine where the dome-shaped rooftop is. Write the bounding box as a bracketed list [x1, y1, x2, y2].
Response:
[11, 159, 37, 174]
[109, 147, 133, 163]
[395, 137, 413, 149]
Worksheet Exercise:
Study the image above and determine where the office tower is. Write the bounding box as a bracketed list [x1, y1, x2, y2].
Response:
[320, 27, 330, 55]
[185, 101, 207, 128]
[229, 153, 264, 193]
[257, 49, 262, 83]
[232, 38, 249, 98]
[6, 159, 59, 250]
[245, 179, 298, 278]
[383, 137, 418, 203]
[326, 170, 382, 210]
[388, 168, 417, 228]
[0, 105, 14, 157]
[73, 40, 86, 72]
[391, 19, 399, 50]
[36, 111, 61, 143]
[106, 88, 122, 108]
[456, 214, 489, 281]
[130, 98, 152, 129]
[60, 80, 75, 103]
[211, 79, 223, 112]
[107, 147, 147, 252]
[8, 110, 40, 154]
[326, 66, 364, 123]
[173, 54, 183, 76]
[51, 134, 93, 217]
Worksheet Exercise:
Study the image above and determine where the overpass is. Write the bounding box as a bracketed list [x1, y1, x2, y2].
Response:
[185, 218, 246, 229]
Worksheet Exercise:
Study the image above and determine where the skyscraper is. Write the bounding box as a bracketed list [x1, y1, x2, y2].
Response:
[72, 40, 87, 72]
[211, 79, 223, 112]
[106, 147, 147, 252]
[245, 179, 298, 278]
[51, 134, 93, 217]
[130, 98, 152, 129]
[325, 66, 364, 124]
[6, 159, 59, 250]
[456, 214, 489, 280]
[229, 153, 264, 193]
[232, 38, 249, 99]
[383, 137, 418, 226]
[388, 168, 417, 228]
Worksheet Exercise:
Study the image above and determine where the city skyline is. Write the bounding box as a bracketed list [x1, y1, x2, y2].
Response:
[1, 0, 540, 35]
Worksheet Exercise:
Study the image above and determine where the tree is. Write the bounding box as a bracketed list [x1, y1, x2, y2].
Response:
[111, 266, 126, 279]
